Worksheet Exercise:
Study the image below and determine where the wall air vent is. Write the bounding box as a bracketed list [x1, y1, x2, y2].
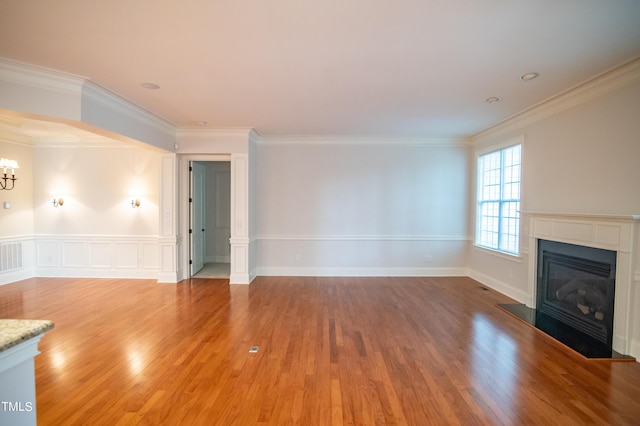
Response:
[0, 242, 22, 273]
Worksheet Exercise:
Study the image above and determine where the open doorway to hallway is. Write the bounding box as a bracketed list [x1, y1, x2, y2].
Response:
[190, 160, 231, 279]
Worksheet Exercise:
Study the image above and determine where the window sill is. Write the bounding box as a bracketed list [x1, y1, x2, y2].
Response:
[473, 244, 524, 263]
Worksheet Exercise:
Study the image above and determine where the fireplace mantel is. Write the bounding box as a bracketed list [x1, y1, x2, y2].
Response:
[526, 212, 640, 357]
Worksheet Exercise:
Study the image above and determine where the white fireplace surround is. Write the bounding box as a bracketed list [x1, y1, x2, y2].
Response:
[527, 212, 640, 357]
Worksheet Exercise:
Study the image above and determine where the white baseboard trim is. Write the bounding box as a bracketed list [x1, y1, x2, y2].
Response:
[467, 268, 529, 304]
[35, 268, 158, 280]
[630, 339, 640, 362]
[157, 272, 180, 283]
[256, 266, 468, 277]
[0, 270, 34, 286]
[230, 272, 251, 284]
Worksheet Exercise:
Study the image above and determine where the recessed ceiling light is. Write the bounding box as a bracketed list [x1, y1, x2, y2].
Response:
[141, 82, 160, 89]
[196, 121, 208, 126]
[486, 96, 502, 104]
[520, 72, 540, 81]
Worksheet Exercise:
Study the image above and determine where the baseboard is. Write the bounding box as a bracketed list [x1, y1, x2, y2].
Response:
[629, 339, 640, 362]
[34, 268, 159, 280]
[467, 268, 529, 304]
[229, 272, 251, 284]
[157, 271, 180, 283]
[256, 266, 468, 277]
[0, 270, 34, 286]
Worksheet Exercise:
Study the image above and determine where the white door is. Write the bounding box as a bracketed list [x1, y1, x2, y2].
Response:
[190, 162, 206, 275]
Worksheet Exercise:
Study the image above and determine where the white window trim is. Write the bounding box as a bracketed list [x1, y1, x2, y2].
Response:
[474, 135, 524, 257]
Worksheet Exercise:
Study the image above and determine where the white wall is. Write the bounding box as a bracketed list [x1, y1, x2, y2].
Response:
[522, 82, 640, 216]
[2, 57, 637, 293]
[32, 144, 163, 279]
[0, 139, 34, 283]
[0, 139, 33, 237]
[33, 146, 160, 236]
[0, 142, 164, 283]
[255, 140, 470, 275]
[469, 70, 640, 303]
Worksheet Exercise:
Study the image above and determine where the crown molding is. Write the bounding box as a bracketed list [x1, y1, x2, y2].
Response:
[248, 128, 262, 146]
[258, 135, 470, 147]
[176, 127, 255, 141]
[0, 129, 31, 146]
[81, 81, 175, 137]
[472, 57, 640, 144]
[0, 57, 85, 95]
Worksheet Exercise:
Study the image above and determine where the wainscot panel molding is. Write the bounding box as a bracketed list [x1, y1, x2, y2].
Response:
[174, 235, 187, 282]
[34, 235, 159, 279]
[229, 153, 251, 284]
[157, 236, 179, 283]
[0, 236, 34, 286]
[157, 154, 179, 283]
[229, 237, 250, 284]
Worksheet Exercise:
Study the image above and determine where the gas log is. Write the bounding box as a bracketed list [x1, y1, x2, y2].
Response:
[555, 279, 607, 321]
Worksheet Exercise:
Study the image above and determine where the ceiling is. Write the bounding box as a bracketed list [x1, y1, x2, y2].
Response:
[1, 0, 640, 140]
[0, 113, 138, 147]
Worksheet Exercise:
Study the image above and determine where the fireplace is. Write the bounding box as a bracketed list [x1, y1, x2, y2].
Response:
[521, 212, 639, 359]
[537, 239, 616, 348]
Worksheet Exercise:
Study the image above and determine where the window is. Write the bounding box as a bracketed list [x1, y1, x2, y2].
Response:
[476, 143, 521, 255]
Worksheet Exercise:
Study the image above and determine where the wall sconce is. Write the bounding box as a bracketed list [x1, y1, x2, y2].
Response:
[129, 189, 141, 208]
[0, 158, 19, 190]
[51, 190, 64, 207]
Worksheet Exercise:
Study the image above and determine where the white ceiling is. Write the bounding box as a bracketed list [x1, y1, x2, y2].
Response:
[0, 114, 137, 147]
[1, 0, 640, 139]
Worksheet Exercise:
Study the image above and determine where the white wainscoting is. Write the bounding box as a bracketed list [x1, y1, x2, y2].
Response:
[0, 237, 34, 285]
[34, 235, 159, 279]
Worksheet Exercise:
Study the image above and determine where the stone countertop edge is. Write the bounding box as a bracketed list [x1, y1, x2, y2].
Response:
[0, 319, 55, 353]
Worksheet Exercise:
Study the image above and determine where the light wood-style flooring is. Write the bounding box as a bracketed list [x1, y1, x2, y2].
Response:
[2, 276, 640, 425]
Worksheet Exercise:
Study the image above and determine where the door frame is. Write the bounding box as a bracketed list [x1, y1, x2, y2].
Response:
[179, 154, 232, 280]
[189, 161, 206, 276]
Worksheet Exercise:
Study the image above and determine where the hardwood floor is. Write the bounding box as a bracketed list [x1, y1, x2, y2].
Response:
[2, 276, 640, 425]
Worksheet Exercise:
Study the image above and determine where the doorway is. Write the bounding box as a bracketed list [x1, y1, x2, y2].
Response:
[189, 160, 231, 278]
